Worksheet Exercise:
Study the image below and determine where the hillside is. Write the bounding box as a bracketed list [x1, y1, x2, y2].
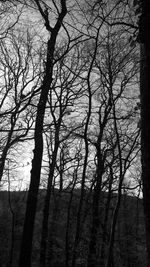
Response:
[0, 189, 147, 267]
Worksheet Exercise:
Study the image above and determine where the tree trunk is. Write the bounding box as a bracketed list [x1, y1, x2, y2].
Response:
[46, 191, 62, 266]
[100, 166, 113, 266]
[71, 138, 89, 267]
[19, 2, 67, 266]
[139, 1, 150, 265]
[87, 149, 104, 267]
[19, 66, 53, 267]
[65, 181, 76, 267]
[40, 130, 60, 267]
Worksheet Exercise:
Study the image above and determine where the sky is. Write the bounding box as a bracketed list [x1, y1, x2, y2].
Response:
[0, 0, 141, 198]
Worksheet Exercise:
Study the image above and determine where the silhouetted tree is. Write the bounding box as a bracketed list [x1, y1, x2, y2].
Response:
[19, 1, 67, 266]
[139, 0, 150, 265]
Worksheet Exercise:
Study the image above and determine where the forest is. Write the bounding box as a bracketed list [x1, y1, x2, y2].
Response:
[0, 0, 150, 266]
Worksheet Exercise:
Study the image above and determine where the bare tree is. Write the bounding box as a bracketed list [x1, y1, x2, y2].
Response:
[0, 30, 41, 183]
[19, 1, 67, 266]
[39, 41, 87, 266]
[139, 0, 150, 265]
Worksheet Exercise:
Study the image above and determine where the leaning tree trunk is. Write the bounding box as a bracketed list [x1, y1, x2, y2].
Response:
[139, 0, 150, 265]
[19, 1, 67, 267]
